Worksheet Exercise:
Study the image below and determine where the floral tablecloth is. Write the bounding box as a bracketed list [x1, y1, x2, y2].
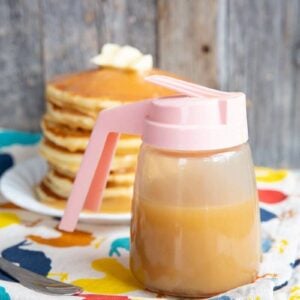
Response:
[1, 129, 300, 300]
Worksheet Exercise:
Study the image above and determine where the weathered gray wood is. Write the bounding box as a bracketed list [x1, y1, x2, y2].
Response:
[96, 0, 157, 61]
[41, 0, 98, 79]
[158, 0, 218, 87]
[1, 0, 300, 168]
[289, 1, 300, 166]
[219, 0, 300, 168]
[0, 0, 44, 131]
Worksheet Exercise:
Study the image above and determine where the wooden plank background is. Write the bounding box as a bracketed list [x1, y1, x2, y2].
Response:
[0, 0, 300, 167]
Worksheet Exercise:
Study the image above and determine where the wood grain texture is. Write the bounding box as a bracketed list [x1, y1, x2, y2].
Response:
[0, 0, 44, 131]
[289, 1, 300, 166]
[157, 0, 218, 87]
[96, 0, 157, 61]
[41, 0, 98, 79]
[1, 0, 300, 167]
[219, 0, 300, 167]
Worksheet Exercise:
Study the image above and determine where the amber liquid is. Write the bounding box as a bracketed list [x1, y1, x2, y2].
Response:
[130, 197, 260, 297]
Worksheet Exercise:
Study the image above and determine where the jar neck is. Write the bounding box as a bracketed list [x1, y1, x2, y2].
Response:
[140, 141, 250, 158]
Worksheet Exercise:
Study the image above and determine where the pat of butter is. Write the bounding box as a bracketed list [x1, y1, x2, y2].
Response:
[91, 43, 153, 72]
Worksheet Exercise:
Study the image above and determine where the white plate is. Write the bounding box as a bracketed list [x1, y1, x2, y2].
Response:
[0, 157, 131, 224]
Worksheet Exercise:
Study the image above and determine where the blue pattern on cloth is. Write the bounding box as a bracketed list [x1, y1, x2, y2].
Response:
[0, 241, 52, 282]
[0, 130, 41, 148]
[0, 129, 41, 176]
[262, 236, 273, 253]
[109, 237, 130, 257]
[0, 286, 10, 300]
[260, 207, 277, 222]
[0, 154, 14, 177]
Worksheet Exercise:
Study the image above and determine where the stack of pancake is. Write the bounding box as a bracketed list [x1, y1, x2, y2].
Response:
[36, 67, 178, 213]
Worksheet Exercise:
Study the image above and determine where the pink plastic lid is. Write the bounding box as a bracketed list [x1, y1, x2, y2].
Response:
[143, 96, 247, 151]
[59, 76, 248, 231]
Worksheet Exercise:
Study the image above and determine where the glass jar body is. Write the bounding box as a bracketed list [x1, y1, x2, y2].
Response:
[130, 142, 260, 298]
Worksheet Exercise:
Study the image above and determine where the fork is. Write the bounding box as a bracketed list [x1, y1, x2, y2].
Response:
[0, 257, 82, 295]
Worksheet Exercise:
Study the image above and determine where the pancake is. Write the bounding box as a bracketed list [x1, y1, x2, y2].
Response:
[46, 167, 135, 189]
[41, 116, 90, 152]
[46, 102, 95, 130]
[48, 161, 136, 180]
[39, 139, 137, 177]
[42, 117, 141, 153]
[47, 68, 179, 116]
[36, 183, 132, 214]
[42, 168, 133, 199]
[48, 96, 99, 118]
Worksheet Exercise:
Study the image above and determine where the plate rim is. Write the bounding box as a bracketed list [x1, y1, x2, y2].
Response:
[0, 156, 131, 224]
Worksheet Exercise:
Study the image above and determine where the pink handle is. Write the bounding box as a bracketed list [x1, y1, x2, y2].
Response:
[85, 132, 120, 211]
[59, 101, 151, 231]
[145, 75, 241, 99]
